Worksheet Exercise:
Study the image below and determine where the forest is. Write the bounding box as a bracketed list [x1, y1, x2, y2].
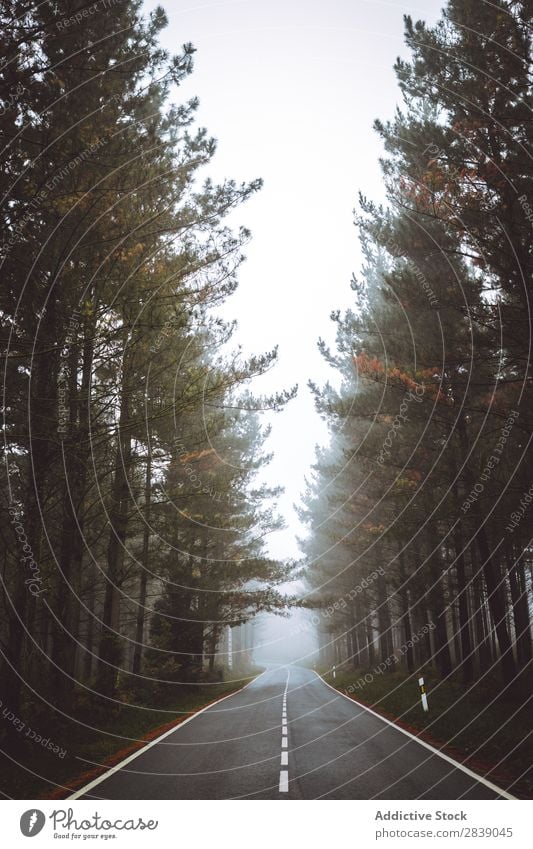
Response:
[0, 0, 532, 801]
[300, 0, 533, 694]
[0, 0, 295, 749]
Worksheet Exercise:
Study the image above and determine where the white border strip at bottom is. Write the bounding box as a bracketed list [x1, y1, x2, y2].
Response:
[68, 671, 267, 800]
[315, 671, 516, 800]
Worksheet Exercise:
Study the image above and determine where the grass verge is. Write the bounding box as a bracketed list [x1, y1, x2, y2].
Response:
[320, 664, 533, 799]
[0, 668, 263, 799]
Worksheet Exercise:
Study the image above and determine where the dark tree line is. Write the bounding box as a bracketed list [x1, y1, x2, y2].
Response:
[0, 0, 294, 731]
[301, 0, 532, 688]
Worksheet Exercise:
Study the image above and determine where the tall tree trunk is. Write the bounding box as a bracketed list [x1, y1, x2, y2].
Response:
[398, 550, 414, 673]
[348, 602, 360, 669]
[51, 317, 95, 705]
[354, 595, 368, 668]
[457, 417, 516, 684]
[97, 346, 133, 697]
[83, 563, 96, 682]
[2, 318, 57, 714]
[453, 519, 474, 683]
[365, 615, 375, 668]
[426, 541, 453, 677]
[376, 567, 394, 670]
[132, 450, 152, 677]
[506, 539, 532, 670]
[476, 526, 516, 684]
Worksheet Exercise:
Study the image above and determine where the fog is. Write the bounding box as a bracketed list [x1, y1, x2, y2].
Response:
[252, 609, 319, 667]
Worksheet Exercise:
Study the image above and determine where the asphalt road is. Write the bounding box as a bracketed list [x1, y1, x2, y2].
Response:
[75, 666, 506, 800]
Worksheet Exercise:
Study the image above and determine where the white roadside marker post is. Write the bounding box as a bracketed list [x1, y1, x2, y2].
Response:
[418, 676, 429, 712]
[227, 625, 233, 670]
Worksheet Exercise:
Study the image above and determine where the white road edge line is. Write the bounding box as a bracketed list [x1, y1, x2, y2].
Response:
[68, 671, 268, 800]
[315, 671, 517, 801]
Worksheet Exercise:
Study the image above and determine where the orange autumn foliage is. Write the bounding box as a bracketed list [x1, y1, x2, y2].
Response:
[178, 447, 217, 466]
[352, 351, 421, 393]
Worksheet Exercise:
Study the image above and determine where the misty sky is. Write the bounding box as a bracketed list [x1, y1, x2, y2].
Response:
[144, 0, 443, 560]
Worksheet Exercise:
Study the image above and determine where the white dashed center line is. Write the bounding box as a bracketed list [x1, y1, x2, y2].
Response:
[279, 669, 290, 793]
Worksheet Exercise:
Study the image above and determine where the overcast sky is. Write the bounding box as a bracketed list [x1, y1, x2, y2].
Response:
[144, 0, 443, 560]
